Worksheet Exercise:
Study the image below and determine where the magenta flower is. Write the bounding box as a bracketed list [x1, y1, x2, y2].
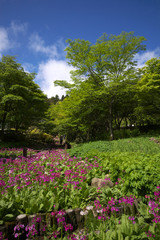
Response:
[128, 216, 136, 224]
[64, 223, 73, 232]
[14, 233, 19, 238]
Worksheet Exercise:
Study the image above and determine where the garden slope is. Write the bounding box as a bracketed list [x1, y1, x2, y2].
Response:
[67, 136, 160, 199]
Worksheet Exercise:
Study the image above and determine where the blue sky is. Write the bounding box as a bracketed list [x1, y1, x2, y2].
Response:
[0, 0, 160, 97]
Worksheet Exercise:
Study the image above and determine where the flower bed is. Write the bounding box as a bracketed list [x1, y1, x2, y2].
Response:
[0, 148, 37, 159]
[0, 149, 160, 239]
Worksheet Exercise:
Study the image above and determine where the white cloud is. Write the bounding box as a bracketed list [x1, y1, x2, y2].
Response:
[36, 59, 74, 97]
[22, 62, 36, 73]
[29, 33, 58, 58]
[10, 21, 28, 35]
[0, 27, 10, 55]
[0, 22, 28, 57]
[36, 47, 160, 98]
[135, 48, 160, 68]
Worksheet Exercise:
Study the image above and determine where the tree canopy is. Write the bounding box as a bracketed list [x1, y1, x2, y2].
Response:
[1, 33, 159, 143]
[136, 58, 160, 126]
[0, 55, 47, 135]
[53, 32, 147, 141]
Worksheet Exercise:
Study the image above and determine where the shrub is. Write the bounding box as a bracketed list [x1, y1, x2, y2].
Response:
[27, 127, 53, 144]
[113, 128, 140, 140]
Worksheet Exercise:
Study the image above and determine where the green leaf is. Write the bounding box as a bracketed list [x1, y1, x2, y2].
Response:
[1, 94, 24, 104]
[39, 203, 44, 211]
[3, 214, 15, 222]
[125, 237, 130, 240]
[0, 220, 4, 225]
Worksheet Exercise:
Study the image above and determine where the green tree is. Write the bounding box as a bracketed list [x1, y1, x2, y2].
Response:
[136, 58, 160, 126]
[54, 32, 146, 140]
[0, 55, 47, 136]
[47, 95, 60, 105]
[53, 81, 109, 141]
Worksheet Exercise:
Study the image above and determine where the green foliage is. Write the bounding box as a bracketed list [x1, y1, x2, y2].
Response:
[67, 136, 160, 199]
[68, 136, 160, 157]
[53, 32, 146, 141]
[108, 152, 160, 198]
[1, 145, 160, 239]
[21, 188, 55, 214]
[65, 32, 146, 83]
[0, 198, 20, 222]
[135, 58, 160, 126]
[113, 128, 140, 140]
[0, 55, 47, 134]
[103, 215, 149, 240]
[27, 127, 53, 143]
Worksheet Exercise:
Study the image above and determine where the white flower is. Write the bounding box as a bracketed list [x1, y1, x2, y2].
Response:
[86, 205, 93, 210]
[96, 209, 103, 213]
[80, 210, 88, 216]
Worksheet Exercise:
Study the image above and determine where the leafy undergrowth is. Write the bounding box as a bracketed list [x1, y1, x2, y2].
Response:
[68, 137, 160, 199]
[68, 136, 160, 157]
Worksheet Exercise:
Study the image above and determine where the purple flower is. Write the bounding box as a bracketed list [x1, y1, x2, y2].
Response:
[128, 216, 136, 224]
[15, 233, 19, 238]
[64, 223, 73, 232]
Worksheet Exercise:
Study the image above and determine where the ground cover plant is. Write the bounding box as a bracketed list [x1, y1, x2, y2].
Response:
[68, 136, 160, 157]
[0, 139, 160, 239]
[68, 136, 160, 199]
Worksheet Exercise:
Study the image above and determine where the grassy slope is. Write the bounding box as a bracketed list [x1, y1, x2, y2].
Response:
[68, 135, 160, 198]
[68, 135, 160, 157]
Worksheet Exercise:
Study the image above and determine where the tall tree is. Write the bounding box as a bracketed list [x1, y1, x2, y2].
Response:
[55, 32, 146, 139]
[0, 55, 47, 136]
[136, 58, 160, 126]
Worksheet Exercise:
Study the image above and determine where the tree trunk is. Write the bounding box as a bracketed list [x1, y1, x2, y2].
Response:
[1, 111, 7, 139]
[125, 117, 128, 128]
[109, 101, 114, 141]
[115, 114, 123, 130]
[15, 121, 19, 132]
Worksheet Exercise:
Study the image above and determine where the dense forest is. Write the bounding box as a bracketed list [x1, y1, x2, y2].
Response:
[0, 31, 160, 142]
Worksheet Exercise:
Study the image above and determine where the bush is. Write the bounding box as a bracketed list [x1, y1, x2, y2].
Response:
[27, 127, 53, 144]
[114, 128, 140, 139]
[42, 133, 53, 143]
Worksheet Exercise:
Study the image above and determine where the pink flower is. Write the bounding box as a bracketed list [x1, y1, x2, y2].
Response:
[145, 195, 150, 199]
[51, 211, 55, 216]
[64, 223, 73, 231]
